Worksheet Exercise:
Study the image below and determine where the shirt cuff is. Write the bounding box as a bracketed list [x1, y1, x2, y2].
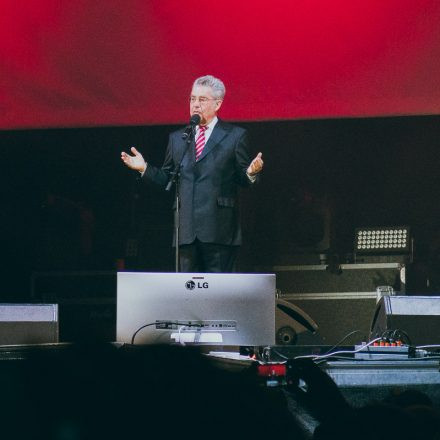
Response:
[246, 172, 257, 183]
[139, 163, 147, 177]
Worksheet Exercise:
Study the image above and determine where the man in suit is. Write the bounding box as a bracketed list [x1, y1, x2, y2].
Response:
[121, 75, 263, 272]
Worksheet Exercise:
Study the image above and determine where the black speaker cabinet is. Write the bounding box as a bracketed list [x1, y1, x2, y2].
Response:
[370, 295, 440, 345]
[281, 292, 378, 345]
[0, 304, 58, 345]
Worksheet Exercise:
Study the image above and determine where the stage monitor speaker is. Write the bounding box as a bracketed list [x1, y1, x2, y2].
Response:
[370, 295, 440, 345]
[0, 304, 58, 345]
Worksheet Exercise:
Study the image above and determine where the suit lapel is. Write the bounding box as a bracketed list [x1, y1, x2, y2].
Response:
[197, 119, 229, 162]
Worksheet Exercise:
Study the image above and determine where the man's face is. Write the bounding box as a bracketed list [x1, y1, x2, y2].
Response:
[189, 85, 222, 125]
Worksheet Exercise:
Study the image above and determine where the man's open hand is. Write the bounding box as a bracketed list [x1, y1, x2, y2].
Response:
[247, 152, 263, 176]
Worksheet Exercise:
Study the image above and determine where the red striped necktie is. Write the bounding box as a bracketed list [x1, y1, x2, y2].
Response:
[195, 125, 207, 161]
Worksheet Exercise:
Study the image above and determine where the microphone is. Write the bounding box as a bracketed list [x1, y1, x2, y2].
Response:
[182, 114, 201, 140]
[167, 114, 202, 191]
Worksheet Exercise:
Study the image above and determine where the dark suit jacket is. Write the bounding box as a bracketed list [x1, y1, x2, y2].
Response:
[142, 119, 255, 246]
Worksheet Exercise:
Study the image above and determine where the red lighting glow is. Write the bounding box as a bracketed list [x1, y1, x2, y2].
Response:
[1, 0, 440, 129]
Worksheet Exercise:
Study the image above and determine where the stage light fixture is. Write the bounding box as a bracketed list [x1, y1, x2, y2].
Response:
[354, 226, 410, 254]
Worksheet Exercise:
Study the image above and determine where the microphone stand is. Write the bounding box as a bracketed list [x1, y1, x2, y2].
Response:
[166, 124, 196, 272]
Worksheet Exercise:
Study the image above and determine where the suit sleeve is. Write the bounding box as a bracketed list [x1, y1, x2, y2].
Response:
[141, 134, 175, 188]
[234, 129, 259, 187]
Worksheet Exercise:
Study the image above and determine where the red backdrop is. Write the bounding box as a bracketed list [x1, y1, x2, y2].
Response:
[1, 0, 440, 129]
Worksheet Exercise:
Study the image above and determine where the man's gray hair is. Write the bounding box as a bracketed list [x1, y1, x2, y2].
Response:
[193, 75, 226, 100]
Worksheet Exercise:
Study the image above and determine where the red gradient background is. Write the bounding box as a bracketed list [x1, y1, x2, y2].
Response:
[1, 0, 440, 129]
